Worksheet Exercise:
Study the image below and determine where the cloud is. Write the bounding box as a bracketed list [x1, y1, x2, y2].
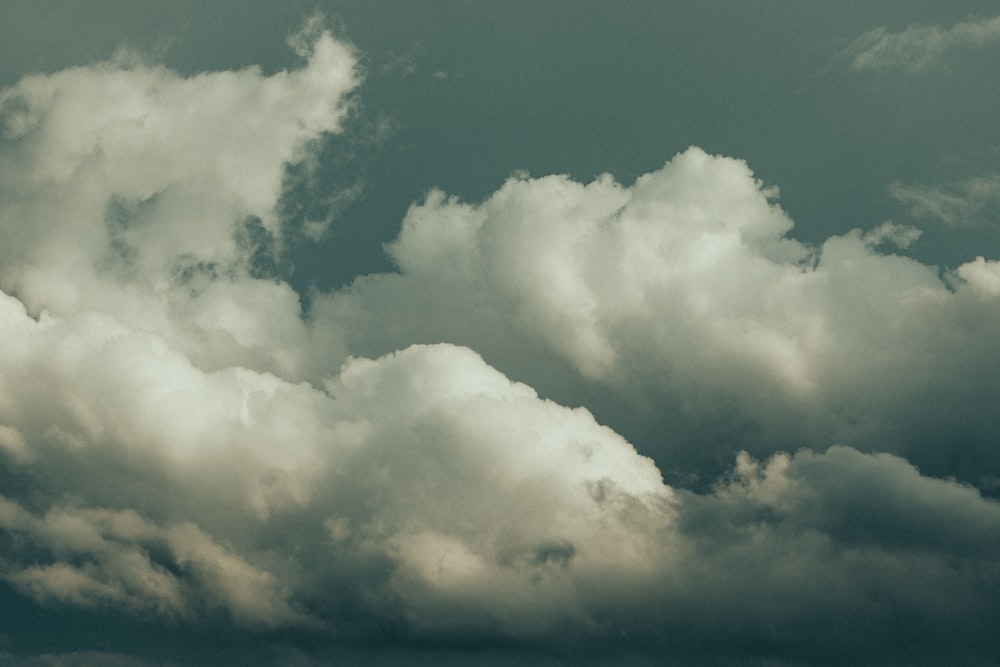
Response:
[667, 447, 1000, 663]
[0, 500, 303, 627]
[0, 295, 677, 636]
[0, 15, 358, 380]
[861, 220, 922, 248]
[845, 15, 1000, 72]
[890, 174, 1000, 226]
[2, 297, 999, 662]
[956, 256, 1000, 297]
[312, 147, 1000, 486]
[2, 18, 1000, 665]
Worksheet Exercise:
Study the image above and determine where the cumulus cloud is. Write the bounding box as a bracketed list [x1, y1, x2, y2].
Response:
[0, 15, 358, 380]
[890, 174, 1000, 226]
[2, 17, 1000, 666]
[667, 447, 1000, 663]
[0, 294, 677, 637]
[845, 15, 1000, 72]
[2, 297, 999, 662]
[312, 148, 1000, 485]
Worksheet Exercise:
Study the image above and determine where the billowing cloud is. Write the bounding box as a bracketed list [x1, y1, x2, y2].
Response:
[0, 15, 357, 381]
[313, 148, 1000, 485]
[2, 290, 999, 663]
[0, 288, 675, 636]
[845, 15, 1000, 72]
[2, 16, 1000, 667]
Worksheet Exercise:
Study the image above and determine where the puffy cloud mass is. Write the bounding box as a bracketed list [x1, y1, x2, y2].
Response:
[1, 18, 1000, 666]
[315, 148, 1000, 486]
[3, 296, 1000, 664]
[0, 15, 355, 381]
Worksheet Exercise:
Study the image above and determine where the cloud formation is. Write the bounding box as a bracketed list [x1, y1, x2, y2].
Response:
[891, 174, 1000, 226]
[3, 293, 999, 663]
[315, 148, 1000, 485]
[846, 15, 1000, 72]
[2, 17, 1000, 666]
[0, 16, 357, 380]
[0, 297, 675, 639]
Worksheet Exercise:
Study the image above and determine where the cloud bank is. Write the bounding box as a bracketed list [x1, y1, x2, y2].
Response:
[1, 18, 1000, 666]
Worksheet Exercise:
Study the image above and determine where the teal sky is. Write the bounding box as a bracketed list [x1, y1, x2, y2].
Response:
[2, 3, 1000, 665]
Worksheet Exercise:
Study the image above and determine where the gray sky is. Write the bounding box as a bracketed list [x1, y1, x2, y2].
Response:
[1, 2, 1000, 665]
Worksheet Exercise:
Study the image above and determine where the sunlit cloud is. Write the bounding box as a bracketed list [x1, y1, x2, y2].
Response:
[2, 12, 1000, 667]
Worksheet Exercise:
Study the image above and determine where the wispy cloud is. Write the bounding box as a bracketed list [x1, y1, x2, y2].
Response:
[890, 174, 1000, 225]
[846, 15, 1000, 72]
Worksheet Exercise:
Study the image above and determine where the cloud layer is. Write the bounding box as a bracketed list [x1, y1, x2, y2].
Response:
[1, 19, 1000, 666]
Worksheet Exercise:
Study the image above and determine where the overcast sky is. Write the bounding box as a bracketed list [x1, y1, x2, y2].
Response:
[2, 2, 1000, 665]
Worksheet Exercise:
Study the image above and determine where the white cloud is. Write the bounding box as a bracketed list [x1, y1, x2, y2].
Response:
[2, 338, 658, 636]
[861, 220, 922, 248]
[2, 20, 1000, 663]
[314, 344, 676, 637]
[311, 147, 1000, 483]
[0, 274, 676, 635]
[846, 15, 1000, 72]
[890, 174, 1000, 226]
[0, 17, 358, 381]
[3, 296, 999, 652]
[956, 256, 1000, 297]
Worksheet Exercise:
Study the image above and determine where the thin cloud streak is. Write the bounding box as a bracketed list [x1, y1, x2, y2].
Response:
[890, 174, 1000, 226]
[845, 15, 1000, 72]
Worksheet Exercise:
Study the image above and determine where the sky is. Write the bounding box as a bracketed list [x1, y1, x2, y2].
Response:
[1, 2, 1000, 665]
